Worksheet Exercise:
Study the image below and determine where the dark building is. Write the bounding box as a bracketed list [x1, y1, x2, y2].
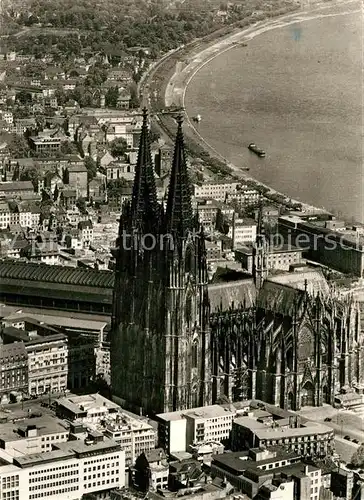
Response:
[0, 341, 28, 402]
[111, 110, 364, 417]
[111, 111, 212, 415]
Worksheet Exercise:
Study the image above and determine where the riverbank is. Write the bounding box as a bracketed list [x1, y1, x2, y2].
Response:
[144, 0, 358, 216]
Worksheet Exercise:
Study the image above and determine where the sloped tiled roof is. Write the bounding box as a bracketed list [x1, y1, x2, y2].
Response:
[267, 269, 329, 296]
[208, 279, 256, 311]
[257, 280, 304, 316]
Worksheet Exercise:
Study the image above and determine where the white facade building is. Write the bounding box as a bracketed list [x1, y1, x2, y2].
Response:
[157, 405, 235, 454]
[56, 394, 157, 467]
[228, 217, 257, 247]
[0, 438, 125, 500]
[26, 334, 68, 395]
[192, 182, 239, 202]
[103, 413, 157, 466]
[0, 417, 70, 458]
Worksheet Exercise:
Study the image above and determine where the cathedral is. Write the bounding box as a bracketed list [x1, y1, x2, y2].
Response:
[111, 109, 364, 416]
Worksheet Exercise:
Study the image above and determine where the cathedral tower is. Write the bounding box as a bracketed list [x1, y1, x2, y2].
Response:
[111, 112, 212, 415]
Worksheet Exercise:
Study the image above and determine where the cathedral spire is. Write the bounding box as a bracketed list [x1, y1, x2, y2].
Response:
[131, 108, 158, 230]
[166, 116, 193, 237]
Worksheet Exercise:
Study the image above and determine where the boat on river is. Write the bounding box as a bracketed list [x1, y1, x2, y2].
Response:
[248, 143, 265, 157]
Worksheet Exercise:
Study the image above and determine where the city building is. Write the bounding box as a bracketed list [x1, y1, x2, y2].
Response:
[67, 164, 88, 198]
[228, 216, 257, 248]
[0, 182, 34, 199]
[56, 394, 156, 467]
[191, 182, 239, 202]
[156, 405, 235, 454]
[211, 448, 301, 498]
[56, 394, 120, 423]
[28, 136, 62, 153]
[0, 416, 70, 457]
[23, 241, 61, 265]
[278, 215, 364, 277]
[25, 333, 68, 395]
[146, 478, 234, 500]
[196, 200, 234, 228]
[77, 220, 94, 248]
[0, 342, 28, 403]
[133, 449, 169, 491]
[235, 245, 303, 274]
[0, 437, 125, 500]
[102, 412, 157, 467]
[231, 415, 334, 459]
[106, 161, 135, 182]
[225, 187, 261, 207]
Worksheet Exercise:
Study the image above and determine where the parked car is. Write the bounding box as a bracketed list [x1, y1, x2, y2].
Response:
[344, 436, 351, 440]
[324, 417, 332, 422]
[352, 439, 359, 444]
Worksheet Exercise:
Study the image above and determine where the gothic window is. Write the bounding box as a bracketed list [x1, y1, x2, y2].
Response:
[286, 347, 294, 371]
[287, 392, 294, 410]
[298, 327, 314, 360]
[185, 245, 195, 275]
[185, 295, 192, 327]
[323, 385, 329, 404]
[192, 341, 198, 368]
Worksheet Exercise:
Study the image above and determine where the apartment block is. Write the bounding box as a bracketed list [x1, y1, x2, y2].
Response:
[0, 416, 70, 458]
[231, 416, 334, 459]
[26, 334, 68, 396]
[56, 394, 157, 467]
[156, 405, 235, 454]
[0, 438, 125, 500]
[192, 182, 239, 202]
[0, 342, 28, 403]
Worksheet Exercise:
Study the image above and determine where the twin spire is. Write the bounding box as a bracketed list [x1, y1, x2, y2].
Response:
[130, 109, 193, 236]
[131, 108, 158, 230]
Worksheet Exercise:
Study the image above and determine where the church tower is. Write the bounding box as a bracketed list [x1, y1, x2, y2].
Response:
[111, 111, 212, 415]
[253, 201, 268, 289]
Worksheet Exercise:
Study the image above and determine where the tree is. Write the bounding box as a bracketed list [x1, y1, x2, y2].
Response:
[85, 66, 108, 87]
[53, 184, 59, 202]
[16, 91, 32, 105]
[76, 198, 87, 215]
[351, 445, 364, 467]
[63, 167, 69, 184]
[129, 82, 140, 109]
[19, 167, 39, 191]
[215, 208, 229, 235]
[149, 123, 161, 143]
[60, 141, 77, 156]
[22, 61, 46, 77]
[110, 137, 128, 158]
[84, 156, 97, 181]
[12, 164, 20, 181]
[7, 134, 31, 157]
[105, 87, 119, 108]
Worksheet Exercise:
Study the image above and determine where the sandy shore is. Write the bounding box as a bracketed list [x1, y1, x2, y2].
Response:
[163, 0, 359, 213]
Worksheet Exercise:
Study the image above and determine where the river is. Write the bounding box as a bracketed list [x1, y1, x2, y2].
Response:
[185, 2, 363, 222]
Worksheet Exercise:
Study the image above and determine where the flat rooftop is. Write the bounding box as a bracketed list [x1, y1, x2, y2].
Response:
[158, 404, 234, 422]
[4, 312, 107, 332]
[234, 417, 333, 439]
[14, 438, 120, 468]
[0, 416, 69, 443]
[58, 393, 120, 414]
